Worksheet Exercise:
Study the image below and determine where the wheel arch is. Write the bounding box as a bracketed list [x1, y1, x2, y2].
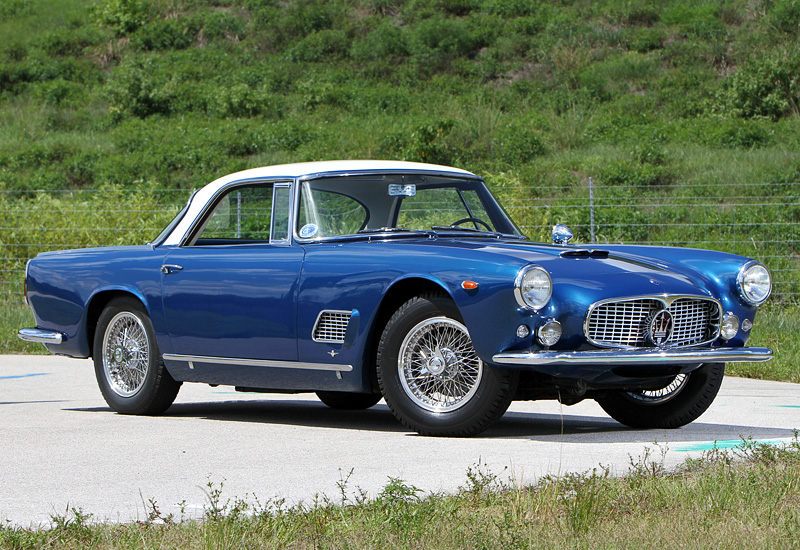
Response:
[86, 289, 149, 358]
[362, 277, 454, 393]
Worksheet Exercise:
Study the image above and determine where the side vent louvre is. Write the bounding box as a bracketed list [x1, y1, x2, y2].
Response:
[312, 310, 352, 343]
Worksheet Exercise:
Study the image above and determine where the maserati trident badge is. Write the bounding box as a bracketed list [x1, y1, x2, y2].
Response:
[644, 309, 674, 347]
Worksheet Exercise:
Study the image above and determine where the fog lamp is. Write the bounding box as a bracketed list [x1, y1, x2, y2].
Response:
[537, 319, 562, 347]
[721, 313, 739, 341]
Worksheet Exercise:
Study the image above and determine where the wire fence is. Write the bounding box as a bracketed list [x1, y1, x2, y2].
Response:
[2, 182, 799, 303]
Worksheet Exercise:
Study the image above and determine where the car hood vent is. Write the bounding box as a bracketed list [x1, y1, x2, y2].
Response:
[560, 249, 609, 258]
[312, 310, 353, 343]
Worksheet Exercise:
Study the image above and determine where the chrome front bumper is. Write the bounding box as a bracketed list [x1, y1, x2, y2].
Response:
[492, 347, 773, 367]
[18, 328, 63, 345]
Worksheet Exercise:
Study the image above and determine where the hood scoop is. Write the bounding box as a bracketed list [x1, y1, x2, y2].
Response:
[560, 249, 610, 259]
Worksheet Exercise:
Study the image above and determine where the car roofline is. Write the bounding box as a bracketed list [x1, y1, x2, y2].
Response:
[160, 161, 480, 247]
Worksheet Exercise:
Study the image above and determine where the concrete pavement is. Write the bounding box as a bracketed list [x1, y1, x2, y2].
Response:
[1, 354, 798, 526]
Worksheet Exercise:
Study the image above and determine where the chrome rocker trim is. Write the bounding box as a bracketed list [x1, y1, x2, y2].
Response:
[162, 353, 353, 372]
[492, 347, 773, 366]
[18, 328, 63, 345]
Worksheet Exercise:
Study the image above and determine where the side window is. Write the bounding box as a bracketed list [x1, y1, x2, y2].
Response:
[271, 185, 291, 242]
[193, 183, 291, 244]
[297, 186, 368, 238]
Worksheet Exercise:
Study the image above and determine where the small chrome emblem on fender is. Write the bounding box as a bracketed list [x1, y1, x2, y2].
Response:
[328, 350, 339, 358]
[644, 309, 673, 347]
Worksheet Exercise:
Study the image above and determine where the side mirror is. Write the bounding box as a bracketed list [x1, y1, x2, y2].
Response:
[552, 224, 574, 245]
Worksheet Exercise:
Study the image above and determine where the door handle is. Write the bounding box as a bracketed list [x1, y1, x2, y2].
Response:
[160, 264, 183, 275]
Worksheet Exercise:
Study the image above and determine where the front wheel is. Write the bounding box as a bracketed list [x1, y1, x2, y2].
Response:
[93, 297, 180, 415]
[596, 363, 725, 429]
[377, 293, 517, 437]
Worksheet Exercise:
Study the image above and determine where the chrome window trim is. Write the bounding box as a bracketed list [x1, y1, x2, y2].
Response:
[269, 183, 293, 245]
[736, 260, 772, 306]
[583, 294, 722, 349]
[162, 353, 353, 372]
[312, 309, 354, 343]
[178, 178, 295, 247]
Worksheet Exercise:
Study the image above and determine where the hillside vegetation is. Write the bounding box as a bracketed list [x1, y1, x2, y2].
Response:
[1, 0, 799, 289]
[2, 0, 799, 190]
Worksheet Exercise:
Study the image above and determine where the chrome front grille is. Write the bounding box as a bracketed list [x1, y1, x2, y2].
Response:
[312, 310, 352, 343]
[585, 296, 721, 349]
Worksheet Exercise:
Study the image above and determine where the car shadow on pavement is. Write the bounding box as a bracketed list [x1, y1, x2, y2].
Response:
[67, 399, 798, 443]
[488, 410, 797, 443]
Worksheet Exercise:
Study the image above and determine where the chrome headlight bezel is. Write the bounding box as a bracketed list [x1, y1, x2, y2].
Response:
[514, 265, 552, 311]
[736, 261, 772, 306]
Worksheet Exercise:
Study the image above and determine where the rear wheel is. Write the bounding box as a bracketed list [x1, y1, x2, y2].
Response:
[316, 391, 381, 410]
[377, 293, 517, 437]
[596, 363, 724, 429]
[93, 297, 180, 415]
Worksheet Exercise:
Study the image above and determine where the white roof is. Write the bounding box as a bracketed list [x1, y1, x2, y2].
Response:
[162, 160, 476, 246]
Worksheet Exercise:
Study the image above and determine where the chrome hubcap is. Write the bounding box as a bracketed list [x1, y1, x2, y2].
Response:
[398, 317, 483, 412]
[102, 312, 149, 397]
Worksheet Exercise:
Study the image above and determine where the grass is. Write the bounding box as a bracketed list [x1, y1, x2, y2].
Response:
[730, 306, 800, 383]
[1, 438, 799, 548]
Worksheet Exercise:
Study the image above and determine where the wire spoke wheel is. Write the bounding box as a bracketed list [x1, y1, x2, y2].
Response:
[102, 312, 150, 397]
[398, 317, 483, 412]
[626, 373, 688, 404]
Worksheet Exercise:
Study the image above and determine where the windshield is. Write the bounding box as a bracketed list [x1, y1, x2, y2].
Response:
[297, 174, 523, 240]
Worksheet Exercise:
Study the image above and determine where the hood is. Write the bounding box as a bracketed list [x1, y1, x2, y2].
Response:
[433, 237, 750, 304]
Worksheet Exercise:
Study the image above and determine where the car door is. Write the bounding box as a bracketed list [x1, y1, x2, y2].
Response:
[160, 182, 304, 362]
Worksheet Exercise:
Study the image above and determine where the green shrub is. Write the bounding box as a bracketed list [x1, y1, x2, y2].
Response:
[93, 0, 152, 36]
[408, 15, 478, 72]
[41, 27, 105, 57]
[288, 29, 350, 62]
[498, 126, 546, 164]
[105, 58, 177, 118]
[720, 51, 800, 120]
[706, 118, 772, 149]
[132, 17, 200, 51]
[481, 0, 544, 17]
[764, 0, 800, 35]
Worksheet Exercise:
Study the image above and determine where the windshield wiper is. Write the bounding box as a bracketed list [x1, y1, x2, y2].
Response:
[430, 225, 482, 232]
[357, 227, 418, 234]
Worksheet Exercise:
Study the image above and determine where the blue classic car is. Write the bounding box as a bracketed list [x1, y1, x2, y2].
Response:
[19, 160, 773, 436]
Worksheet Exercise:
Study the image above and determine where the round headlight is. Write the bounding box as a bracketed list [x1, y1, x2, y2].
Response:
[737, 262, 772, 306]
[515, 265, 552, 310]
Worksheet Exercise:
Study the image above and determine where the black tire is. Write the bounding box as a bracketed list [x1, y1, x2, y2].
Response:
[596, 363, 725, 429]
[376, 293, 517, 437]
[93, 297, 181, 415]
[316, 391, 382, 410]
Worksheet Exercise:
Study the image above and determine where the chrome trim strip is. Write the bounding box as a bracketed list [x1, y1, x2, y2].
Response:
[161, 353, 353, 372]
[18, 328, 63, 345]
[583, 294, 722, 349]
[492, 347, 773, 366]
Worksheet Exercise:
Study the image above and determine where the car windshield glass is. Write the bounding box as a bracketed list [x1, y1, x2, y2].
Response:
[297, 175, 523, 239]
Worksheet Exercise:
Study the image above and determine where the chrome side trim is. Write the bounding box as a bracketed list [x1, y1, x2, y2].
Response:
[492, 347, 773, 367]
[162, 353, 353, 372]
[18, 328, 63, 345]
